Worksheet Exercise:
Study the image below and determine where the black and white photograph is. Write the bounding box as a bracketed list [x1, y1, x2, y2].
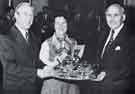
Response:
[0, 0, 135, 94]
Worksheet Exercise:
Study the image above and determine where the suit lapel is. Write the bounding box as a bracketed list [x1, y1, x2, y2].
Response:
[99, 29, 110, 58]
[10, 26, 32, 55]
[103, 25, 127, 58]
[27, 29, 39, 59]
[99, 30, 109, 53]
[110, 25, 127, 50]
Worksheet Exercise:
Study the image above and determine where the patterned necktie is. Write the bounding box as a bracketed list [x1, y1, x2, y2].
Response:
[25, 32, 29, 42]
[108, 30, 114, 46]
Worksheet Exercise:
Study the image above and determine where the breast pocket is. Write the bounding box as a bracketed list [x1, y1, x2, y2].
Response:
[112, 45, 122, 54]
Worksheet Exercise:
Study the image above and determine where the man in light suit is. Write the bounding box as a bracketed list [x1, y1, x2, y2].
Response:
[0, 2, 41, 94]
[97, 3, 133, 94]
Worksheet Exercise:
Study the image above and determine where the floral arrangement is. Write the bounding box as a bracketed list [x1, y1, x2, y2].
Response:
[53, 49, 100, 80]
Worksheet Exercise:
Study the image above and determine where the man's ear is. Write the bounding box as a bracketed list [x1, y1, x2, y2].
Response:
[14, 12, 17, 19]
[122, 14, 126, 22]
[14, 11, 19, 19]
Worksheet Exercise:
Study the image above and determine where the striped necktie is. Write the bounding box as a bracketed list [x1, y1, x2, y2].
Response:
[25, 32, 29, 42]
[108, 30, 114, 46]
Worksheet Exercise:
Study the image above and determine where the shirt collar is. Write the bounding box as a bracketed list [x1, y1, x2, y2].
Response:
[15, 23, 28, 40]
[112, 23, 124, 40]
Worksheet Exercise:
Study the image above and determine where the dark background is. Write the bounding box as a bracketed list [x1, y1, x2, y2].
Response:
[0, 0, 135, 93]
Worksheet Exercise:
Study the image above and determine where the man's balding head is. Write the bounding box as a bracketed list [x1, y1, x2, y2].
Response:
[15, 2, 33, 14]
[14, 2, 34, 30]
[105, 3, 125, 15]
[105, 3, 126, 30]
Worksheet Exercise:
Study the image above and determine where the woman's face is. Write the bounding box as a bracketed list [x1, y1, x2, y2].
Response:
[54, 16, 67, 40]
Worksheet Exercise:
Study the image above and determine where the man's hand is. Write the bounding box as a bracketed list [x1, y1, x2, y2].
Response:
[90, 71, 106, 81]
[37, 66, 55, 79]
[37, 69, 45, 79]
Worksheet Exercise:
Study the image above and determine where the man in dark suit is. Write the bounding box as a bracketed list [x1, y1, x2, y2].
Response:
[0, 2, 41, 94]
[97, 3, 133, 94]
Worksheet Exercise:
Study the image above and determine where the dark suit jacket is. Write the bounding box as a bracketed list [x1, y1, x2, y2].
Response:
[0, 61, 2, 92]
[0, 25, 40, 90]
[97, 25, 133, 94]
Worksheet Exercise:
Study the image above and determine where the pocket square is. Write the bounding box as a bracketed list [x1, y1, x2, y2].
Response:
[115, 46, 121, 51]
